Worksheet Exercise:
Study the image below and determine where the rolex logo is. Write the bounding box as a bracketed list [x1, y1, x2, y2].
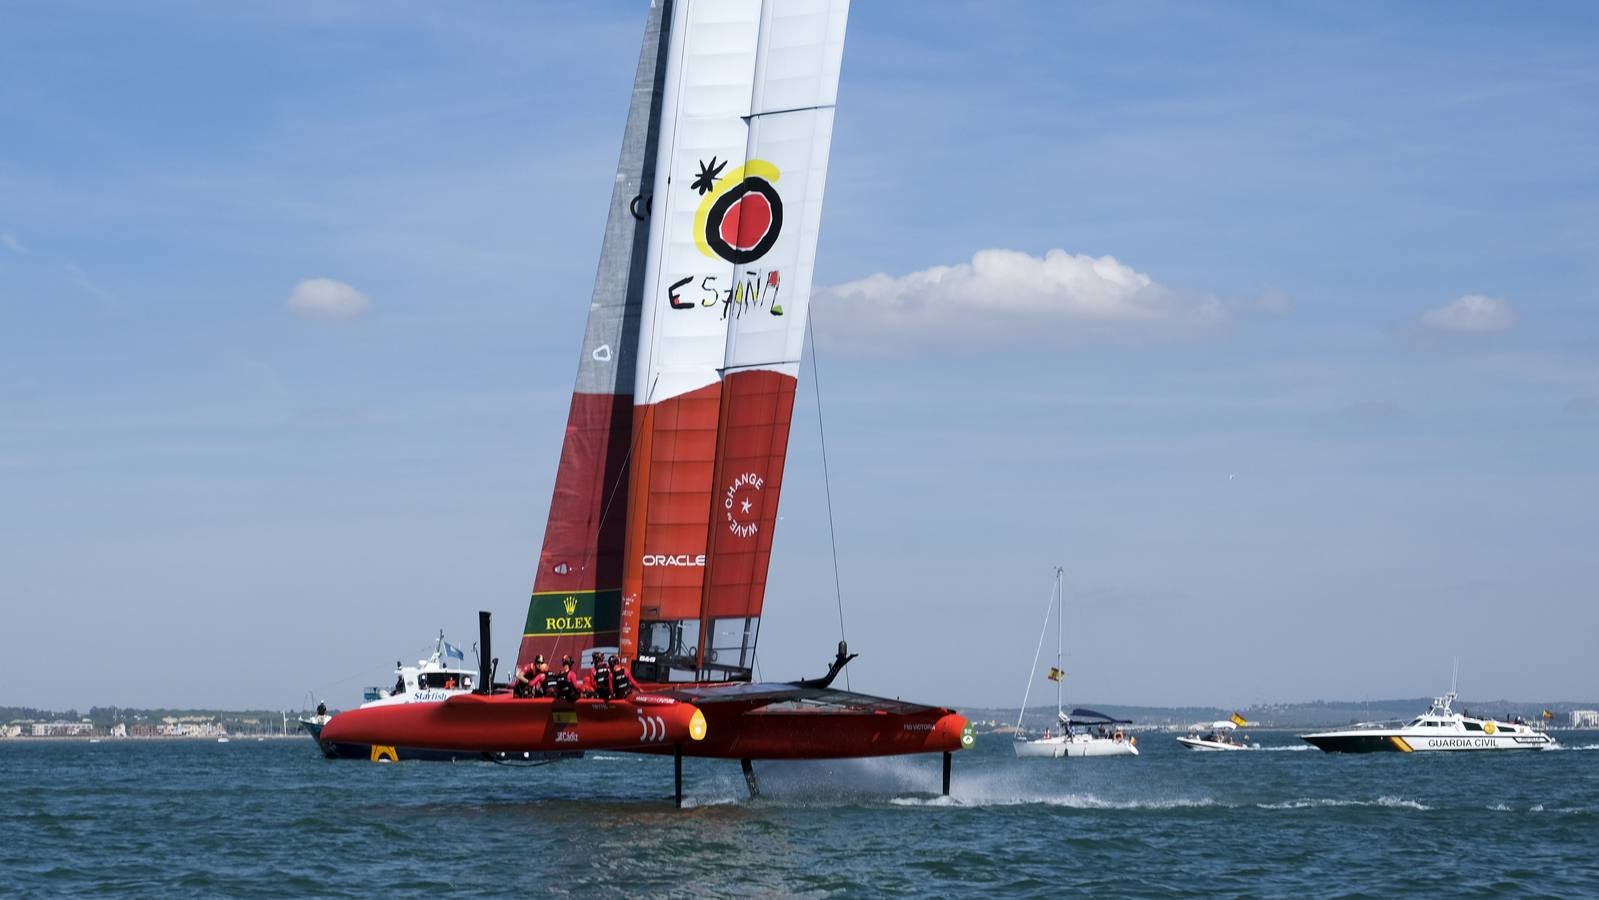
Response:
[563, 595, 579, 615]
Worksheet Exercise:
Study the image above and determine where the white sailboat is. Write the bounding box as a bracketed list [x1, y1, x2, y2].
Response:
[1013, 568, 1138, 759]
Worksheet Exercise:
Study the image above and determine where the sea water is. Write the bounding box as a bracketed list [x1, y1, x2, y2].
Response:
[4, 730, 1597, 897]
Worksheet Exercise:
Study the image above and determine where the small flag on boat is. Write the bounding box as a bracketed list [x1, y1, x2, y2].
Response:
[1046, 667, 1065, 682]
[1542, 709, 1555, 719]
[443, 641, 465, 663]
[1230, 712, 1248, 727]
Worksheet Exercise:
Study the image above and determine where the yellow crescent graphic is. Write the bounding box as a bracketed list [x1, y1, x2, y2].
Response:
[694, 159, 781, 260]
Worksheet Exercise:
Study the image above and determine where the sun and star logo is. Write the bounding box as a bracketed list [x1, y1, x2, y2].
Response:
[690, 155, 784, 265]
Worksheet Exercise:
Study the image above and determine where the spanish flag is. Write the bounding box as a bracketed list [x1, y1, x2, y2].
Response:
[1047, 667, 1065, 682]
[1542, 709, 1556, 720]
[1229, 712, 1248, 727]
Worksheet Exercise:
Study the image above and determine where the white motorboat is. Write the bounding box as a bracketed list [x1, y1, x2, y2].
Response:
[1177, 720, 1258, 751]
[1301, 691, 1558, 753]
[1012, 568, 1139, 759]
[301, 630, 480, 760]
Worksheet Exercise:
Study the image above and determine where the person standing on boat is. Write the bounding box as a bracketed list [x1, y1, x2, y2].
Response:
[587, 651, 614, 700]
[609, 655, 634, 699]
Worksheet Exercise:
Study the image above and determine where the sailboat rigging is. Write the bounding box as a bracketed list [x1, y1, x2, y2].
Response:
[318, 0, 971, 803]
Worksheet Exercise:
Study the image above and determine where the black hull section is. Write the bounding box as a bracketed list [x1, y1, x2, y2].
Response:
[1302, 734, 1403, 753]
[319, 740, 485, 762]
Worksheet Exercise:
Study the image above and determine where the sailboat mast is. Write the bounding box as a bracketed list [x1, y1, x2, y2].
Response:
[1055, 567, 1063, 717]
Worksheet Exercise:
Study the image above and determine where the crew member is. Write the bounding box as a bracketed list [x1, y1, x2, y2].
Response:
[609, 654, 633, 699]
[543, 656, 578, 703]
[588, 651, 613, 700]
[513, 655, 546, 698]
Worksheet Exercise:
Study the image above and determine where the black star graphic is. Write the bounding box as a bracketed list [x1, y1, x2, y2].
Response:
[690, 156, 727, 195]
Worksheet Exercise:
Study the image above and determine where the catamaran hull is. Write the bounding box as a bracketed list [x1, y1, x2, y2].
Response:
[316, 694, 706, 756]
[663, 708, 971, 760]
[301, 717, 486, 762]
[1013, 737, 1139, 758]
[1301, 731, 1557, 753]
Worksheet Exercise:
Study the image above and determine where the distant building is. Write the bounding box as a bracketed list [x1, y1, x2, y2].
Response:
[30, 720, 95, 737]
[1, 725, 21, 739]
[1571, 710, 1599, 728]
[155, 720, 226, 737]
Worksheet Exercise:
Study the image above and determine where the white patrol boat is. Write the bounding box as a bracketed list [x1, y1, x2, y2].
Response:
[1177, 720, 1259, 751]
[1300, 691, 1558, 753]
[301, 630, 480, 761]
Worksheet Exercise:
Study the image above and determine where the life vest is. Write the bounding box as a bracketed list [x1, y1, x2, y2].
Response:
[591, 666, 614, 699]
[611, 664, 633, 697]
[544, 669, 577, 702]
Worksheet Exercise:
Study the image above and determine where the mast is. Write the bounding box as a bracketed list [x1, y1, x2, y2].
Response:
[1055, 567, 1064, 718]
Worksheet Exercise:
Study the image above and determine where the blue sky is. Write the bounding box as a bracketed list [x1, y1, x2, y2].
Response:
[3, 1, 1596, 712]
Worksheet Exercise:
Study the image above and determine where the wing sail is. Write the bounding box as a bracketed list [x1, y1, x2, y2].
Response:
[622, 0, 850, 683]
[516, 1, 673, 672]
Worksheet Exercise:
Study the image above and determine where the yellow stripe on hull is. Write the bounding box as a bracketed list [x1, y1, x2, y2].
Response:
[1389, 736, 1413, 752]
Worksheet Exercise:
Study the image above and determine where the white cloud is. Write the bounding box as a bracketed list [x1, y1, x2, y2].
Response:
[287, 278, 372, 319]
[1420, 294, 1515, 334]
[1, 231, 29, 255]
[815, 248, 1225, 348]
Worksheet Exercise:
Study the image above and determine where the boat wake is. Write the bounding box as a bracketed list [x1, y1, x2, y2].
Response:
[1259, 744, 1313, 752]
[1256, 796, 1431, 811]
[889, 792, 1219, 810]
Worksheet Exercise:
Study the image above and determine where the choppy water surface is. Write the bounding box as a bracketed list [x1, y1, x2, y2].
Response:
[5, 730, 1597, 897]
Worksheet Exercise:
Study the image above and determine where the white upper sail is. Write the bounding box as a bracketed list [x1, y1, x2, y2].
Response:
[634, 0, 848, 404]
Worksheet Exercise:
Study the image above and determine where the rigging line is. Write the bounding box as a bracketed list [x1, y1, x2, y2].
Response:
[1016, 570, 1058, 735]
[806, 311, 848, 691]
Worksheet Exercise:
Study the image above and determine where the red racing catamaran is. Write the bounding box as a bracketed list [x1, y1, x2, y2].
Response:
[319, 0, 971, 804]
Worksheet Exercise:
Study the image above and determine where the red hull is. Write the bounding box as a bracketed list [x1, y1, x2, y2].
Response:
[318, 694, 705, 754]
[317, 691, 968, 761]
[681, 706, 970, 760]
